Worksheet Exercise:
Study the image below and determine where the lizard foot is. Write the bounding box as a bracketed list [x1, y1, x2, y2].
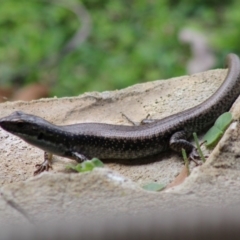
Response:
[189, 148, 200, 161]
[34, 160, 52, 176]
[189, 148, 208, 166]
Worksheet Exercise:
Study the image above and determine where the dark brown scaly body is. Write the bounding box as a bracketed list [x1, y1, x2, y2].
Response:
[1, 53, 240, 174]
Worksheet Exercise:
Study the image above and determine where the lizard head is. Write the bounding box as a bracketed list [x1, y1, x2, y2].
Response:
[0, 111, 54, 135]
[0, 111, 59, 138]
[0, 110, 64, 146]
[0, 111, 69, 154]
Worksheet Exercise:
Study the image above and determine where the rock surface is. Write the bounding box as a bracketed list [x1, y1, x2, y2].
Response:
[1, 68, 240, 237]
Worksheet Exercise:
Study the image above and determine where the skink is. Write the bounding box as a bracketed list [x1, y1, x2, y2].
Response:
[1, 53, 240, 174]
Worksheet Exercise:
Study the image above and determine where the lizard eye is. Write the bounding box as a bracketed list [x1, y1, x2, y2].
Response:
[16, 122, 23, 127]
[37, 133, 44, 140]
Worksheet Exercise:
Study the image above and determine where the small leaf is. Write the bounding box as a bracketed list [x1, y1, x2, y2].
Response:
[81, 161, 95, 172]
[204, 112, 233, 148]
[193, 132, 206, 162]
[215, 112, 232, 131]
[91, 158, 104, 167]
[66, 158, 104, 173]
[181, 148, 190, 173]
[66, 164, 82, 172]
[204, 125, 223, 147]
[142, 182, 165, 192]
[75, 164, 84, 172]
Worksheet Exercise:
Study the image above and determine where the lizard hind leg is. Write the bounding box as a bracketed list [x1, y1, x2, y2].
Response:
[169, 130, 200, 161]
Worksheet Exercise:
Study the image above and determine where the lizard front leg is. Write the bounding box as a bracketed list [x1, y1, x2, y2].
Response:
[34, 152, 53, 175]
[71, 152, 88, 163]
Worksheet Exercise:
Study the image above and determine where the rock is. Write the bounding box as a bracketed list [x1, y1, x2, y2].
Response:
[1, 68, 240, 237]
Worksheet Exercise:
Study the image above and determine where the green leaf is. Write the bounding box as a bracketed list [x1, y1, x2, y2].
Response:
[215, 112, 232, 131]
[81, 161, 95, 172]
[204, 112, 232, 148]
[66, 158, 104, 173]
[142, 182, 165, 192]
[91, 158, 104, 167]
[75, 164, 84, 172]
[181, 148, 190, 174]
[204, 126, 223, 147]
[193, 132, 206, 162]
[66, 164, 82, 172]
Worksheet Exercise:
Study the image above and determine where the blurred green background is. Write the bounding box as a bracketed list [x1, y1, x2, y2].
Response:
[0, 0, 239, 97]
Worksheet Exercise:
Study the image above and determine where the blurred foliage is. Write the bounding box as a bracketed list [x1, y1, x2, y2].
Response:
[0, 0, 240, 97]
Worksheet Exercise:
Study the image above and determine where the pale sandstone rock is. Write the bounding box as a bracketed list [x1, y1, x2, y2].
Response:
[1, 68, 240, 228]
